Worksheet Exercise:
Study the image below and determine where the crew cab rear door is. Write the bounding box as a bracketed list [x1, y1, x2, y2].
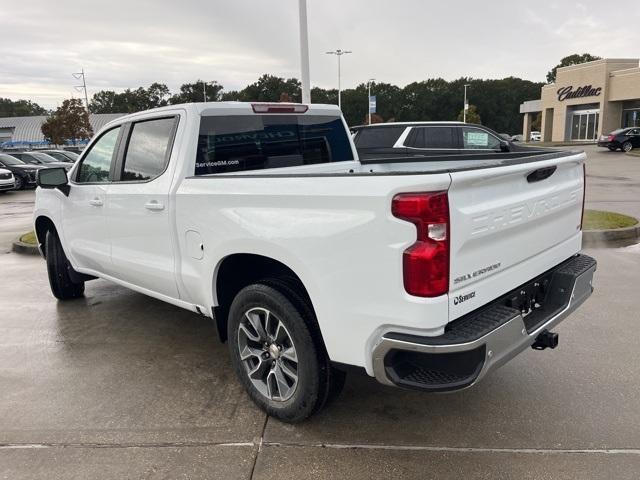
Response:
[447, 151, 585, 320]
[104, 114, 181, 298]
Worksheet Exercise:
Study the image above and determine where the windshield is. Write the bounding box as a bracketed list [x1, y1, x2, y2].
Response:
[0, 154, 26, 165]
[44, 152, 73, 162]
[31, 152, 57, 163]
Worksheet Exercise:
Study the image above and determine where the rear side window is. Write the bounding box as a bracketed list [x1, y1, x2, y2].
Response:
[462, 127, 501, 150]
[353, 126, 405, 148]
[76, 127, 121, 183]
[407, 127, 456, 149]
[196, 115, 354, 175]
[121, 117, 177, 182]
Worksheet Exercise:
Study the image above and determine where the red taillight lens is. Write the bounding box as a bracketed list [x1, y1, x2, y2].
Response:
[607, 135, 615, 142]
[392, 192, 449, 297]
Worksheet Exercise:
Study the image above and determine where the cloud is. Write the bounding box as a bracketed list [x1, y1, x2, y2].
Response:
[1, 0, 637, 109]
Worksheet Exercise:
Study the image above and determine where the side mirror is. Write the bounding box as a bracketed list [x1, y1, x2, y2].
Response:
[37, 167, 70, 196]
[499, 140, 511, 152]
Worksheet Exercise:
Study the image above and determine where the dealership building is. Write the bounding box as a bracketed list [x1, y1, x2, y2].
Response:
[521, 58, 640, 142]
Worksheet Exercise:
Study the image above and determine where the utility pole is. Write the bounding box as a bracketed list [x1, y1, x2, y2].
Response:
[367, 78, 375, 125]
[202, 80, 207, 102]
[72, 68, 90, 112]
[463, 83, 471, 123]
[298, 0, 311, 103]
[326, 49, 352, 109]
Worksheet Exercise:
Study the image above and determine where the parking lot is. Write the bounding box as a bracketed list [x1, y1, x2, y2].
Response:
[1, 145, 640, 479]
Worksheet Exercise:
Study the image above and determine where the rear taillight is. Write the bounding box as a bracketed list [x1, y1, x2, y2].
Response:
[392, 192, 449, 297]
[607, 135, 615, 142]
[580, 163, 586, 230]
[251, 103, 308, 114]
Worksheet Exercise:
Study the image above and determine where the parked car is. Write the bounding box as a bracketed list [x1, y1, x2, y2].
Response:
[0, 153, 44, 189]
[0, 168, 15, 193]
[530, 131, 542, 141]
[10, 151, 72, 171]
[34, 102, 596, 422]
[39, 149, 79, 163]
[597, 127, 640, 152]
[351, 122, 528, 159]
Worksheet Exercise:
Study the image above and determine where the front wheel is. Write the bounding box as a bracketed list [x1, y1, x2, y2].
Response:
[228, 281, 344, 422]
[14, 175, 24, 190]
[623, 141, 633, 152]
[45, 229, 85, 300]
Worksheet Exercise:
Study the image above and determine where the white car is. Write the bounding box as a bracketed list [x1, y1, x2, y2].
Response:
[0, 168, 15, 193]
[530, 131, 542, 141]
[33, 102, 596, 421]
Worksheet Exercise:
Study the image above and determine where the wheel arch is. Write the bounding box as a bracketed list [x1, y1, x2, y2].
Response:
[34, 215, 57, 258]
[212, 253, 315, 343]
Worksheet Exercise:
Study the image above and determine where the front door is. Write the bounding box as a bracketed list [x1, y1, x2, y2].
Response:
[105, 115, 180, 299]
[63, 126, 122, 272]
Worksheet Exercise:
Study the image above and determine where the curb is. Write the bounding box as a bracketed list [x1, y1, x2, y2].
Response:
[11, 237, 40, 256]
[583, 224, 640, 248]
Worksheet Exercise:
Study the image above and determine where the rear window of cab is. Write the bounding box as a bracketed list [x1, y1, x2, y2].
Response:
[195, 114, 354, 175]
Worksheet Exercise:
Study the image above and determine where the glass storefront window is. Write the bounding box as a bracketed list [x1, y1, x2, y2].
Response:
[622, 109, 640, 128]
[570, 111, 600, 141]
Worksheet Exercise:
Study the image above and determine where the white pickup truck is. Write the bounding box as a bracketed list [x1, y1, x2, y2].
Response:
[34, 102, 596, 422]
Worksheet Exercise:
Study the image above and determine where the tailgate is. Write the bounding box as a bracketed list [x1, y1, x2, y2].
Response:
[447, 151, 585, 320]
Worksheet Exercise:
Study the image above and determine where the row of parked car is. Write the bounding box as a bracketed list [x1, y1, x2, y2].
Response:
[0, 150, 79, 192]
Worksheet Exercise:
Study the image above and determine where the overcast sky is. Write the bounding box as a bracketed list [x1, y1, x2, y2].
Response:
[2, 0, 638, 109]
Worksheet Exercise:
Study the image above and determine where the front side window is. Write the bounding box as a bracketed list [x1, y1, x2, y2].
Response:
[408, 127, 456, 149]
[196, 114, 354, 175]
[76, 127, 121, 183]
[462, 127, 501, 150]
[121, 117, 177, 182]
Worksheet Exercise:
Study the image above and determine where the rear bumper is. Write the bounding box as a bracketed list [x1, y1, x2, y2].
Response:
[371, 254, 596, 392]
[597, 141, 617, 148]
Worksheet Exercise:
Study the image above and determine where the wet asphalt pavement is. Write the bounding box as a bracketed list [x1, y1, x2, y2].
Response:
[1, 146, 640, 479]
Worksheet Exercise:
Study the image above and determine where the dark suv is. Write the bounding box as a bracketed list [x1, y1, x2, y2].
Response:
[351, 122, 528, 159]
[598, 127, 640, 152]
[0, 153, 43, 189]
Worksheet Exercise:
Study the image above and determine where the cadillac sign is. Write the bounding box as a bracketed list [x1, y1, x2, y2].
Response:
[557, 85, 602, 101]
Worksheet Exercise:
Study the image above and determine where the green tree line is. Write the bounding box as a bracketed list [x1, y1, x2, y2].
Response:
[84, 75, 541, 134]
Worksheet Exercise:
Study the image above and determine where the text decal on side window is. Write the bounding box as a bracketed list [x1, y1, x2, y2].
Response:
[194, 115, 354, 175]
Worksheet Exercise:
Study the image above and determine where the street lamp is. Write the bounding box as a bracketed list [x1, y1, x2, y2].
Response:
[367, 78, 375, 125]
[463, 83, 471, 123]
[326, 49, 352, 109]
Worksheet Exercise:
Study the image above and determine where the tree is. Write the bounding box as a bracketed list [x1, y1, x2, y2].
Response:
[90, 83, 172, 113]
[41, 99, 93, 145]
[0, 98, 48, 117]
[170, 80, 223, 104]
[457, 104, 481, 124]
[547, 53, 601, 83]
[235, 75, 301, 103]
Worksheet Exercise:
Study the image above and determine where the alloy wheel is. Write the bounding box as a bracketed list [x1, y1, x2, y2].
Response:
[623, 142, 633, 152]
[237, 307, 299, 402]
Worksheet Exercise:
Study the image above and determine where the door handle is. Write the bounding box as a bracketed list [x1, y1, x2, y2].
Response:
[89, 198, 103, 207]
[144, 200, 165, 211]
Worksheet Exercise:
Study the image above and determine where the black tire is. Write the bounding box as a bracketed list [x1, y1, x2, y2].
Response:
[45, 229, 85, 300]
[608, 146, 617, 152]
[228, 281, 344, 422]
[14, 175, 24, 190]
[623, 141, 633, 153]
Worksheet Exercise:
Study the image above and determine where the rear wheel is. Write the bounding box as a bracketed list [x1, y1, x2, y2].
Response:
[45, 229, 85, 300]
[228, 281, 344, 422]
[623, 141, 633, 152]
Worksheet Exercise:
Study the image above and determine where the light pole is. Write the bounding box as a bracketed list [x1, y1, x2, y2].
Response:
[367, 78, 375, 125]
[298, 0, 311, 103]
[202, 80, 207, 102]
[463, 83, 471, 123]
[326, 49, 352, 109]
